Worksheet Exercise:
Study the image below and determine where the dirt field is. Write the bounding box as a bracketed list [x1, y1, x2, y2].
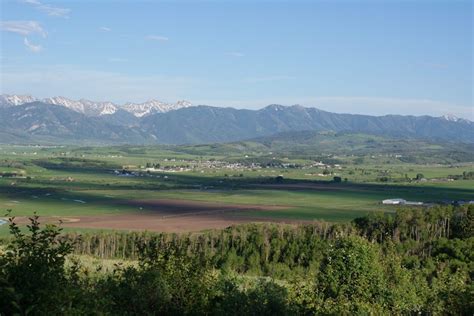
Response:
[7, 199, 294, 232]
[122, 199, 286, 217]
[252, 183, 374, 192]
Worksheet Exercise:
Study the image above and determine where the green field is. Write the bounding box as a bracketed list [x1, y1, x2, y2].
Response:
[0, 143, 473, 234]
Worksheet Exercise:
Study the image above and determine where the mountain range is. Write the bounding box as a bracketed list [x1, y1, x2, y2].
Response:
[0, 94, 193, 117]
[0, 94, 472, 145]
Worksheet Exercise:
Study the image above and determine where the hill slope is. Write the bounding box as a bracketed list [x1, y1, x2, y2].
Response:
[172, 130, 474, 163]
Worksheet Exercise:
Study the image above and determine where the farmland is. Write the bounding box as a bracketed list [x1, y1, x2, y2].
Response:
[1, 138, 473, 235]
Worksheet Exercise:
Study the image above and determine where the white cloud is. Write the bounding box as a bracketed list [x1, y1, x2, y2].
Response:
[22, 0, 41, 4]
[1, 21, 47, 37]
[100, 26, 111, 32]
[227, 52, 244, 57]
[38, 5, 70, 18]
[21, 0, 70, 18]
[23, 38, 42, 52]
[146, 35, 169, 41]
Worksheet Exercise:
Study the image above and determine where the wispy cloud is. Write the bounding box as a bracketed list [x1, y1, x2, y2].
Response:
[146, 35, 169, 41]
[227, 52, 244, 57]
[22, 0, 41, 4]
[108, 58, 127, 63]
[23, 38, 42, 52]
[100, 26, 111, 32]
[38, 5, 70, 18]
[1, 21, 47, 37]
[192, 96, 473, 121]
[21, 0, 70, 18]
[309, 96, 473, 120]
[0, 64, 202, 103]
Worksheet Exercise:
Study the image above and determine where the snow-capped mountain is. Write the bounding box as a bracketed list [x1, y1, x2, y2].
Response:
[76, 99, 119, 116]
[43, 96, 88, 114]
[122, 100, 193, 117]
[28, 96, 120, 116]
[0, 94, 192, 117]
[0, 98, 473, 144]
[441, 114, 471, 124]
[0, 94, 38, 107]
[442, 114, 459, 122]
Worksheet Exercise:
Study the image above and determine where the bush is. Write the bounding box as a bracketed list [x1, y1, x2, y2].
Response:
[0, 213, 80, 314]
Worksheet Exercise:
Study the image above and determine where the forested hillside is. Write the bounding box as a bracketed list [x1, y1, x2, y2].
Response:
[1, 205, 472, 315]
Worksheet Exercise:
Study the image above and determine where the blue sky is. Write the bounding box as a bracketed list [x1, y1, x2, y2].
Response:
[1, 0, 472, 119]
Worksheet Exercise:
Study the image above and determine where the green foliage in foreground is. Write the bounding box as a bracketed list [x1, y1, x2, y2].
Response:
[0, 206, 473, 315]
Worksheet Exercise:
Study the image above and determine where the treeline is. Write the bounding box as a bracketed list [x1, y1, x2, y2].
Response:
[448, 171, 474, 180]
[32, 157, 119, 172]
[0, 205, 472, 315]
[68, 205, 470, 261]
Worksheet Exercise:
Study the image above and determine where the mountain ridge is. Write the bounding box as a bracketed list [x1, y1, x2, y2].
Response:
[0, 102, 154, 144]
[0, 94, 193, 118]
[0, 99, 472, 145]
[154, 104, 473, 143]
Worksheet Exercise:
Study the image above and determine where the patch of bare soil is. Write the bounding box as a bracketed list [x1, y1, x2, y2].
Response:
[7, 199, 295, 233]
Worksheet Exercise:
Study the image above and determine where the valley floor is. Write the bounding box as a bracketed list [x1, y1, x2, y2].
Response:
[0, 144, 473, 234]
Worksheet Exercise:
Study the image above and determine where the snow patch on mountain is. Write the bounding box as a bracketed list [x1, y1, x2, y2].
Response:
[44, 96, 87, 113]
[0, 94, 193, 117]
[123, 100, 193, 117]
[0, 94, 38, 107]
[78, 99, 118, 116]
[442, 114, 472, 124]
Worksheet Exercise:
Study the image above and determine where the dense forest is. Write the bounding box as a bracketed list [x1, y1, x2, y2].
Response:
[1, 205, 472, 315]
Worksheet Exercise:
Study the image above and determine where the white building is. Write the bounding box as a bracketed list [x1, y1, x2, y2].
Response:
[382, 198, 407, 205]
[382, 198, 424, 206]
